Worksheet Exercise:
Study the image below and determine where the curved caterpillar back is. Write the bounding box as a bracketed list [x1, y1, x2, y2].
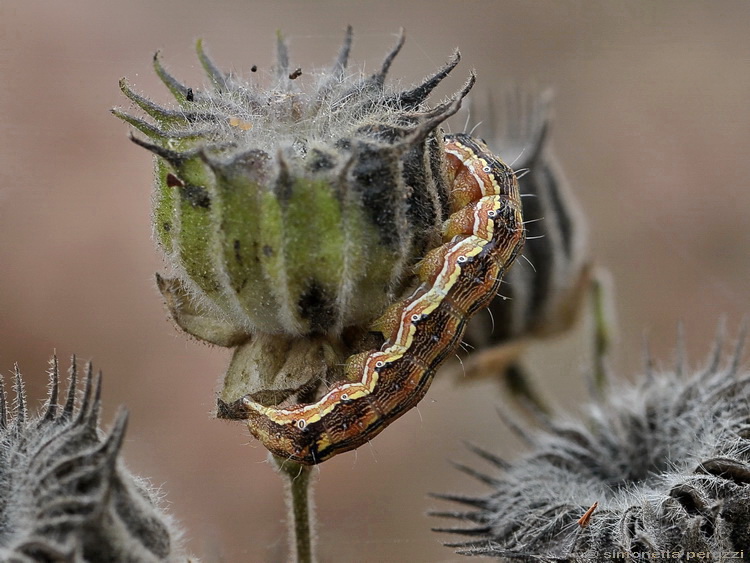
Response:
[0, 358, 185, 562]
[119, 29, 490, 415]
[120, 30, 547, 464]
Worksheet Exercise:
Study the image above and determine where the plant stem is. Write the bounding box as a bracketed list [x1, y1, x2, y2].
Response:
[590, 268, 614, 392]
[273, 455, 316, 563]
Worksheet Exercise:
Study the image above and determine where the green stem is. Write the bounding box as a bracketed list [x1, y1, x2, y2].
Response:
[273, 455, 316, 563]
[590, 268, 614, 392]
[503, 362, 550, 414]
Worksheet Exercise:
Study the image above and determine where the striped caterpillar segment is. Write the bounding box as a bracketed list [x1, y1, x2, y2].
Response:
[241, 133, 525, 464]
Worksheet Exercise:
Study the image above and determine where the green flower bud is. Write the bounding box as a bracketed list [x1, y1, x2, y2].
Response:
[115, 28, 474, 405]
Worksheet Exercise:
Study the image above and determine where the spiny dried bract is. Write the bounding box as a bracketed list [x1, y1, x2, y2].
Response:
[462, 91, 593, 385]
[434, 330, 750, 560]
[0, 357, 185, 562]
[116, 28, 472, 340]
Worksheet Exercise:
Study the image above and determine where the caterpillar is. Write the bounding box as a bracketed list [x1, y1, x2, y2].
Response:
[240, 133, 525, 464]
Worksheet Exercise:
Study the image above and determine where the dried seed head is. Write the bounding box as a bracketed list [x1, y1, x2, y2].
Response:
[115, 28, 475, 405]
[0, 357, 186, 561]
[461, 91, 593, 382]
[434, 326, 750, 560]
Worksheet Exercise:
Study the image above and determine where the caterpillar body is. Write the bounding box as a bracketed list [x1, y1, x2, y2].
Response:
[241, 134, 525, 464]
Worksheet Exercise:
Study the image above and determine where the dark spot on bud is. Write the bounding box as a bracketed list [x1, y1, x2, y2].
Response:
[350, 143, 402, 247]
[180, 183, 211, 209]
[251, 65, 258, 72]
[334, 138, 351, 151]
[163, 222, 171, 232]
[306, 149, 336, 172]
[223, 149, 272, 186]
[233, 239, 243, 265]
[186, 88, 194, 102]
[289, 67, 302, 80]
[274, 156, 294, 203]
[166, 173, 184, 188]
[262, 245, 273, 257]
[298, 281, 337, 333]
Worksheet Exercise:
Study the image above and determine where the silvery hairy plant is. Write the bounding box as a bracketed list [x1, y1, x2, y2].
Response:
[434, 325, 750, 561]
[0, 358, 187, 562]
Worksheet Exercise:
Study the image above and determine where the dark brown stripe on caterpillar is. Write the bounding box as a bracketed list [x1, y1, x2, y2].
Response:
[240, 133, 525, 464]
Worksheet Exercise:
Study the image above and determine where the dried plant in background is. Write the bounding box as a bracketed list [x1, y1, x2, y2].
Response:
[0, 358, 186, 562]
[461, 91, 600, 406]
[434, 325, 750, 561]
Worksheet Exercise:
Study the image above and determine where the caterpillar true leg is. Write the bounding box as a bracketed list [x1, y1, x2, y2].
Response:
[241, 133, 525, 464]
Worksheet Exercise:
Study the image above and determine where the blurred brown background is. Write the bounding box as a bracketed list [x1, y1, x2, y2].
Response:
[1, 2, 749, 561]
